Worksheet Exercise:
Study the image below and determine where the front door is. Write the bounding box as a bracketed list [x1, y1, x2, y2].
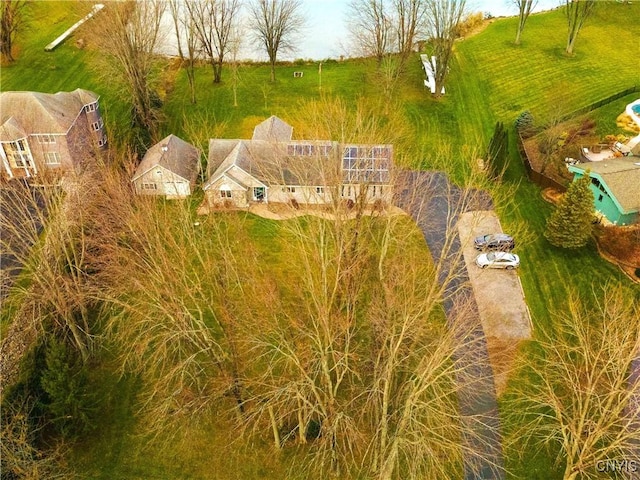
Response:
[253, 187, 265, 202]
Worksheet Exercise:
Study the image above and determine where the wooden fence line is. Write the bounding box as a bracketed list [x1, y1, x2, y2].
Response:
[517, 85, 639, 191]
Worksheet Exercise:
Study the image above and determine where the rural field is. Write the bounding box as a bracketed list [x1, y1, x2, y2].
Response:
[1, 1, 639, 479]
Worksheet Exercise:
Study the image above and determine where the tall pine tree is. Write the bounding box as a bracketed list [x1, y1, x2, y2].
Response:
[486, 121, 509, 180]
[545, 173, 594, 248]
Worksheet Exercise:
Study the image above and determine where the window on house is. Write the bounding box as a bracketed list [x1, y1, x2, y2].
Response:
[282, 186, 295, 193]
[5, 141, 33, 168]
[318, 145, 332, 156]
[220, 189, 232, 198]
[44, 152, 61, 165]
[316, 186, 324, 194]
[11, 152, 32, 168]
[342, 145, 391, 184]
[98, 137, 107, 147]
[598, 194, 603, 202]
[253, 187, 265, 201]
[91, 121, 100, 131]
[141, 183, 157, 190]
[36, 134, 56, 144]
[287, 143, 317, 156]
[85, 102, 97, 112]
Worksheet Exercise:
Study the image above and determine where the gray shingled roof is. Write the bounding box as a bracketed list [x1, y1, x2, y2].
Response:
[252, 116, 293, 142]
[0, 89, 99, 135]
[207, 139, 241, 177]
[204, 117, 393, 191]
[205, 139, 337, 189]
[0, 117, 28, 142]
[133, 134, 201, 183]
[580, 156, 640, 212]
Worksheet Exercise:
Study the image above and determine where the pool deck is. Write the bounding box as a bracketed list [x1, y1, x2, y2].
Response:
[624, 98, 640, 150]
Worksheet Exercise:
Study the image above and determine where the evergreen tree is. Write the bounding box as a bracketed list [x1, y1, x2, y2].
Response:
[545, 173, 594, 248]
[514, 110, 535, 137]
[486, 121, 509, 180]
[40, 338, 94, 437]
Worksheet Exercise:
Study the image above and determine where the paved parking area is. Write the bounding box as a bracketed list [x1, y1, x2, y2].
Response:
[458, 210, 532, 395]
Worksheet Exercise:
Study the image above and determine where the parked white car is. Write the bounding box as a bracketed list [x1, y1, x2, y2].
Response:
[475, 252, 520, 270]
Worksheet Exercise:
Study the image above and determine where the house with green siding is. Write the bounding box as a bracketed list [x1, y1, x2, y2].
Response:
[568, 156, 640, 225]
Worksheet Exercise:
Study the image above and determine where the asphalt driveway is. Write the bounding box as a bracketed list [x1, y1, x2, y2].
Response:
[395, 170, 504, 480]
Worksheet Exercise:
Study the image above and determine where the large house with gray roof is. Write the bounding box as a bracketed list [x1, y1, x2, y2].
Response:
[203, 116, 393, 208]
[0, 89, 107, 180]
[568, 155, 640, 225]
[132, 134, 201, 199]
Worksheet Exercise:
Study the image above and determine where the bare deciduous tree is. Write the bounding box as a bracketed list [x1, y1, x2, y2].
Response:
[168, 0, 184, 59]
[97, 183, 262, 436]
[348, 0, 424, 66]
[1, 175, 104, 364]
[507, 287, 640, 480]
[0, 0, 26, 63]
[236, 98, 501, 479]
[564, 0, 596, 55]
[348, 0, 392, 66]
[89, 0, 166, 148]
[228, 30, 243, 107]
[168, 0, 199, 103]
[185, 0, 241, 84]
[247, 0, 305, 82]
[423, 0, 467, 97]
[392, 0, 425, 60]
[513, 0, 537, 45]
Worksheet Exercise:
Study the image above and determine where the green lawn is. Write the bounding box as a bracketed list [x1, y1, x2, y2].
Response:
[162, 58, 377, 145]
[457, 4, 640, 123]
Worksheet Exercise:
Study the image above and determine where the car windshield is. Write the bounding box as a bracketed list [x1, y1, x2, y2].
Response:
[487, 252, 496, 261]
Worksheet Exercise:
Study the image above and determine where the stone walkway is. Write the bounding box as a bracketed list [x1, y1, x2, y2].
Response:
[198, 200, 407, 221]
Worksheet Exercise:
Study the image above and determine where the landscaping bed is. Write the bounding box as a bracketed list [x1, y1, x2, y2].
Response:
[594, 224, 640, 282]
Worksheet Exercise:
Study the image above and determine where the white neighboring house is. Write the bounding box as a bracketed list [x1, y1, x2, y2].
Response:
[420, 54, 445, 95]
[132, 134, 201, 199]
[202, 116, 393, 208]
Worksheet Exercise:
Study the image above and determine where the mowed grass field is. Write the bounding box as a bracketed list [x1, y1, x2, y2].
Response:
[459, 5, 639, 122]
[2, 2, 640, 478]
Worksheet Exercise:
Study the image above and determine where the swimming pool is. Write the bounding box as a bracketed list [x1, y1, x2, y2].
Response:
[626, 99, 640, 129]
